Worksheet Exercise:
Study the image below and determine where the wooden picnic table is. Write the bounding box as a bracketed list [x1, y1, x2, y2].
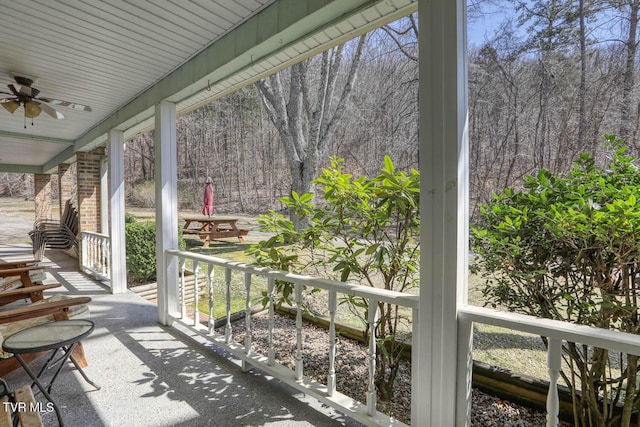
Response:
[182, 217, 248, 247]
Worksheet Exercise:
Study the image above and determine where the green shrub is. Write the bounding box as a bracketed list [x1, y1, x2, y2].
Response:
[125, 221, 186, 284]
[472, 136, 640, 427]
[124, 212, 137, 223]
[248, 155, 419, 401]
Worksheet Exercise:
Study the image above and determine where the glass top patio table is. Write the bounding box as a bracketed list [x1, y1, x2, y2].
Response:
[2, 319, 96, 427]
[2, 319, 94, 354]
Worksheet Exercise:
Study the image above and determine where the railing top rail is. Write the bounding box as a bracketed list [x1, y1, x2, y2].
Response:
[166, 249, 419, 309]
[460, 304, 640, 356]
[81, 231, 109, 238]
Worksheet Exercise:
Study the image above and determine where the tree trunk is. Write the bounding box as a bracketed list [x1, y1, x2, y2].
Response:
[255, 35, 367, 226]
[578, 0, 590, 154]
[619, 0, 640, 146]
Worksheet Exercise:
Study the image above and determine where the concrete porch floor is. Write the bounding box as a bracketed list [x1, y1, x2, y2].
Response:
[0, 232, 361, 426]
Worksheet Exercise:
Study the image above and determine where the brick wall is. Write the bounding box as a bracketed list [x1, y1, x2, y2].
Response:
[76, 148, 105, 233]
[58, 163, 75, 212]
[34, 174, 53, 222]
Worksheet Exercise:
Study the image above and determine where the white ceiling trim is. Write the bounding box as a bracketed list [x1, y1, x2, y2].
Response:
[0, 0, 416, 174]
[69, 0, 417, 168]
[0, 131, 73, 146]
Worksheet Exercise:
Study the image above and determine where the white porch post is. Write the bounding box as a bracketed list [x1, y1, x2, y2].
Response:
[108, 130, 127, 294]
[417, 0, 469, 425]
[100, 157, 109, 234]
[155, 101, 178, 325]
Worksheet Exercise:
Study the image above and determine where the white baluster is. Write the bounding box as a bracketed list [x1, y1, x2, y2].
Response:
[95, 235, 100, 275]
[367, 299, 379, 416]
[295, 283, 303, 381]
[90, 235, 95, 269]
[546, 338, 562, 427]
[193, 262, 200, 327]
[327, 290, 337, 396]
[105, 238, 111, 280]
[225, 268, 232, 343]
[267, 277, 275, 366]
[82, 234, 88, 271]
[93, 236, 97, 270]
[85, 235, 91, 270]
[95, 236, 99, 272]
[89, 235, 95, 270]
[93, 236, 99, 273]
[242, 272, 252, 372]
[207, 263, 214, 334]
[180, 258, 187, 319]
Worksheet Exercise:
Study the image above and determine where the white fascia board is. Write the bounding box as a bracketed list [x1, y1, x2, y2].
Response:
[71, 0, 416, 152]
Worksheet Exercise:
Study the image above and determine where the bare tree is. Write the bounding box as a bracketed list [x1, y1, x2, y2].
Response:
[255, 35, 367, 216]
[613, 0, 640, 147]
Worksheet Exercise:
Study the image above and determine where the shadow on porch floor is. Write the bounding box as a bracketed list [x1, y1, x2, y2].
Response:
[0, 244, 361, 427]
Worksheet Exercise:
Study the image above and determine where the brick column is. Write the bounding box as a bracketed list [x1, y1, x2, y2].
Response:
[34, 174, 53, 223]
[76, 148, 105, 234]
[58, 163, 75, 212]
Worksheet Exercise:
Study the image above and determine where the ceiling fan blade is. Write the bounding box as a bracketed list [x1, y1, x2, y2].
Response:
[38, 102, 64, 119]
[10, 84, 37, 97]
[39, 97, 92, 112]
[8, 84, 20, 96]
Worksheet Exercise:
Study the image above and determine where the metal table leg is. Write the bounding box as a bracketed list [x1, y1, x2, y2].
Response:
[30, 344, 100, 393]
[14, 353, 64, 427]
[69, 353, 101, 390]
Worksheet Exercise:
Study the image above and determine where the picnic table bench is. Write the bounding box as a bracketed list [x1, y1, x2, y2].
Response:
[182, 217, 249, 247]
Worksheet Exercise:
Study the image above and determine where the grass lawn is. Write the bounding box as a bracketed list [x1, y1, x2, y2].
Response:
[181, 230, 554, 384]
[467, 272, 551, 381]
[0, 198, 567, 385]
[180, 237, 267, 319]
[181, 228, 554, 383]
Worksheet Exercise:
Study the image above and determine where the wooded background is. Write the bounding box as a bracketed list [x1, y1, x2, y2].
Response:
[3, 1, 640, 222]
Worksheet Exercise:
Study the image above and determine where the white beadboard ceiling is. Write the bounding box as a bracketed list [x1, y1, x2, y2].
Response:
[0, 0, 416, 173]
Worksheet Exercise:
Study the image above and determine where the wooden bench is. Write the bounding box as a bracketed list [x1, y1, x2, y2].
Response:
[0, 384, 43, 427]
[29, 200, 79, 260]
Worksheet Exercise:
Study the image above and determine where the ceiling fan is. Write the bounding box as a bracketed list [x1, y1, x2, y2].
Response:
[0, 76, 92, 128]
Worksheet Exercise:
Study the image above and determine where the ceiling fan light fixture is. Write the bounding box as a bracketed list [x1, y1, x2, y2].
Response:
[1, 76, 90, 125]
[1, 100, 20, 114]
[24, 101, 41, 118]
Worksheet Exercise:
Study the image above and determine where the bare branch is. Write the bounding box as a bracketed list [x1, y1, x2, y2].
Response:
[319, 34, 367, 152]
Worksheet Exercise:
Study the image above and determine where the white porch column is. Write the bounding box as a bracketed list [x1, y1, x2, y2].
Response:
[108, 130, 127, 294]
[417, 0, 470, 425]
[101, 158, 109, 234]
[155, 101, 178, 325]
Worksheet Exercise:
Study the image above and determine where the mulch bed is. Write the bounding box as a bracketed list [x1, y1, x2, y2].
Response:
[214, 311, 548, 426]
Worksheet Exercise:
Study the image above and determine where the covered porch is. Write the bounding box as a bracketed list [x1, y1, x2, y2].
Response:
[4, 1, 640, 426]
[0, 237, 359, 426]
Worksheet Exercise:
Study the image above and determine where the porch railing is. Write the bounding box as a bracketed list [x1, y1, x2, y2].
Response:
[165, 249, 419, 427]
[458, 305, 640, 427]
[164, 249, 640, 427]
[81, 231, 110, 283]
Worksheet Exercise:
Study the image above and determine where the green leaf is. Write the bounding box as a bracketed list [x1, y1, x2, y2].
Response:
[366, 243, 380, 255]
[299, 192, 314, 203]
[340, 267, 350, 282]
[383, 155, 394, 174]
